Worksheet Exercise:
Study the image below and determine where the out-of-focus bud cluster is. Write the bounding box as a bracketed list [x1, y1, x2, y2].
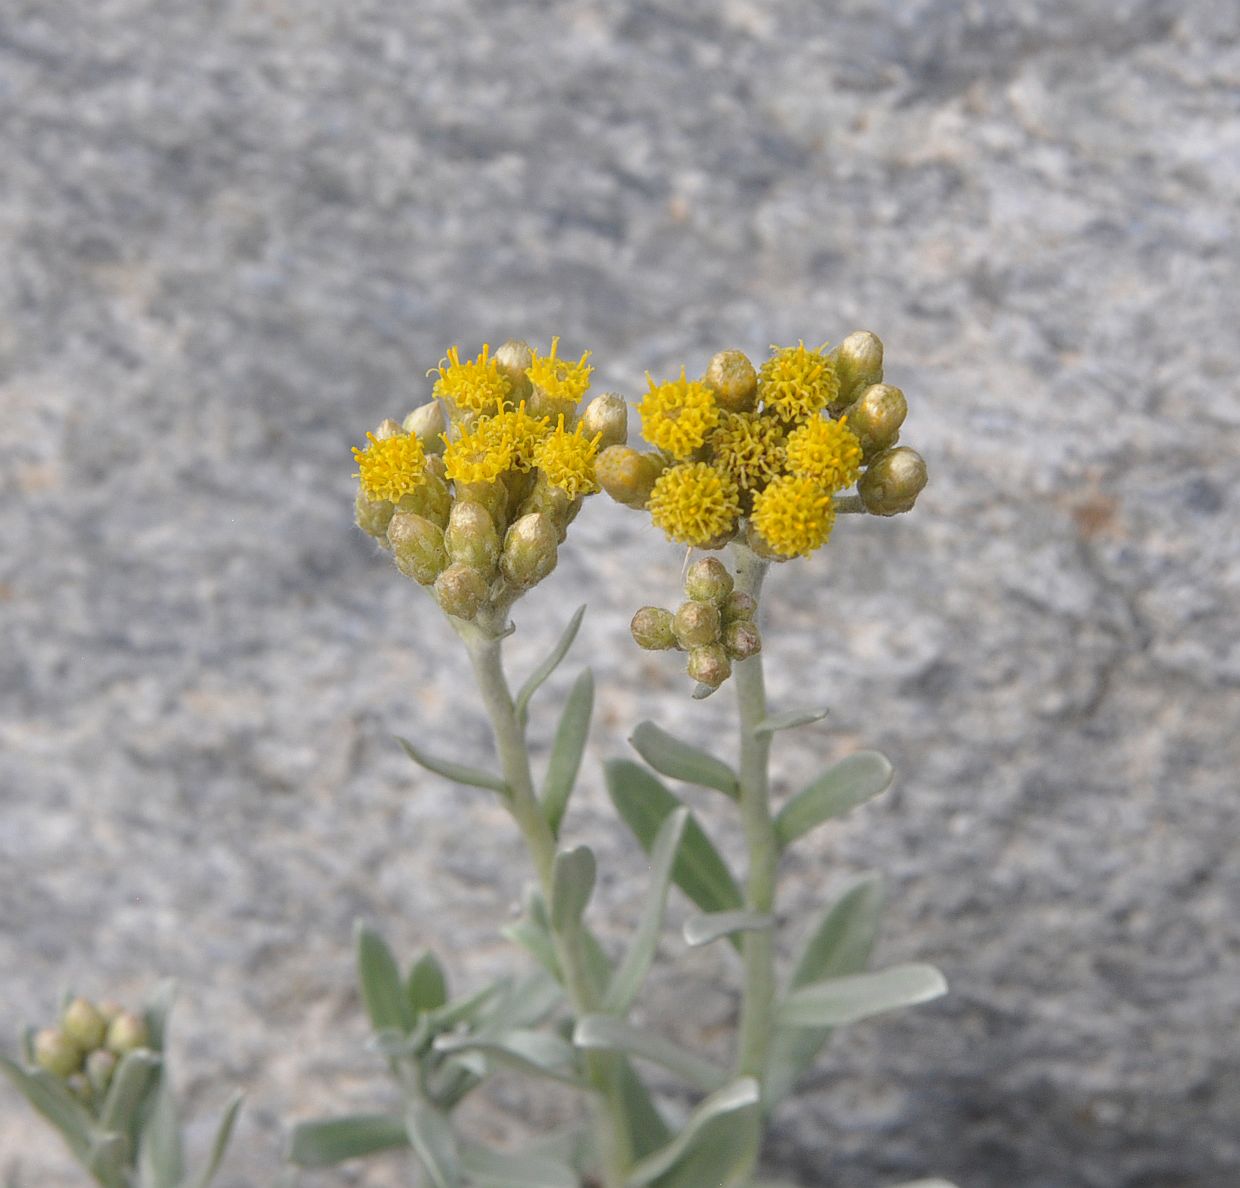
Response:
[29, 996, 150, 1110]
[352, 338, 616, 628]
[631, 557, 761, 691]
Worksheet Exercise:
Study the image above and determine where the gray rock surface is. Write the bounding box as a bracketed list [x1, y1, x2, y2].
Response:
[2, 1, 1238, 1185]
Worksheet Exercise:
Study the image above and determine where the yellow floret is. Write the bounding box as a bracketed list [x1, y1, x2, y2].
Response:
[648, 462, 741, 547]
[433, 344, 512, 418]
[526, 337, 593, 411]
[783, 416, 863, 492]
[708, 411, 786, 491]
[638, 368, 720, 461]
[489, 400, 552, 472]
[353, 431, 428, 502]
[758, 342, 840, 423]
[534, 415, 602, 498]
[442, 419, 513, 485]
[750, 475, 836, 558]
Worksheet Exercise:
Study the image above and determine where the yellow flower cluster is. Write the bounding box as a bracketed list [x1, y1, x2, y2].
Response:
[527, 337, 594, 412]
[353, 431, 428, 503]
[432, 344, 511, 418]
[637, 369, 720, 460]
[648, 463, 741, 546]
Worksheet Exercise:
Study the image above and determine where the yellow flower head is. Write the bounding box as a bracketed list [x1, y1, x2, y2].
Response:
[648, 462, 741, 547]
[758, 342, 840, 423]
[489, 400, 552, 472]
[783, 416, 863, 493]
[433, 344, 512, 418]
[353, 431, 428, 502]
[750, 475, 836, 558]
[526, 337, 593, 411]
[534, 415, 602, 499]
[708, 411, 786, 491]
[638, 368, 720, 461]
[441, 418, 513, 485]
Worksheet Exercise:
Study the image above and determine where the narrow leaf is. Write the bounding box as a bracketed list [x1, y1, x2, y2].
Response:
[480, 968, 563, 1031]
[428, 979, 508, 1030]
[287, 1113, 409, 1167]
[624, 1078, 761, 1188]
[541, 668, 594, 837]
[99, 1048, 161, 1138]
[683, 911, 773, 948]
[87, 1132, 130, 1188]
[500, 918, 561, 981]
[629, 721, 737, 798]
[0, 1056, 93, 1160]
[185, 1092, 243, 1188]
[515, 604, 587, 729]
[433, 1029, 585, 1087]
[356, 923, 413, 1035]
[615, 1058, 672, 1161]
[142, 979, 177, 1053]
[774, 751, 894, 848]
[396, 736, 508, 795]
[461, 1142, 578, 1188]
[550, 846, 596, 934]
[137, 1074, 183, 1188]
[779, 963, 947, 1029]
[753, 707, 829, 737]
[405, 1100, 461, 1188]
[603, 808, 689, 1014]
[888, 1181, 960, 1188]
[573, 1016, 725, 1094]
[407, 952, 448, 1017]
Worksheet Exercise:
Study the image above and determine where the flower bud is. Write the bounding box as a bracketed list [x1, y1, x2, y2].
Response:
[500, 513, 559, 589]
[683, 557, 734, 604]
[520, 474, 578, 539]
[687, 644, 732, 689]
[387, 512, 449, 585]
[831, 331, 884, 405]
[373, 417, 404, 441]
[66, 1073, 93, 1105]
[355, 492, 396, 538]
[455, 479, 509, 532]
[673, 600, 722, 648]
[495, 339, 534, 401]
[744, 520, 791, 562]
[630, 607, 677, 651]
[445, 500, 501, 575]
[844, 384, 906, 457]
[62, 998, 107, 1052]
[106, 1012, 149, 1056]
[85, 1048, 118, 1096]
[434, 562, 488, 620]
[394, 467, 452, 527]
[723, 620, 762, 661]
[97, 1001, 124, 1024]
[721, 591, 757, 623]
[403, 401, 447, 454]
[596, 446, 665, 509]
[580, 393, 629, 449]
[703, 350, 758, 413]
[34, 1029, 82, 1079]
[859, 447, 928, 516]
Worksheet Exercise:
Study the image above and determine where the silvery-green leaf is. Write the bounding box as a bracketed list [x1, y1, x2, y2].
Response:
[541, 668, 594, 836]
[99, 1048, 161, 1140]
[515, 605, 587, 729]
[778, 963, 947, 1029]
[433, 1029, 585, 1087]
[355, 923, 413, 1035]
[142, 980, 177, 1053]
[405, 1100, 461, 1188]
[136, 1074, 183, 1188]
[0, 1056, 93, 1161]
[428, 979, 509, 1030]
[774, 751, 893, 847]
[682, 911, 773, 948]
[752, 707, 830, 737]
[550, 846, 596, 934]
[406, 952, 448, 1017]
[624, 1078, 761, 1188]
[629, 722, 738, 798]
[481, 968, 562, 1031]
[286, 1113, 408, 1167]
[461, 1141, 578, 1188]
[615, 1056, 672, 1161]
[396, 736, 508, 795]
[501, 918, 561, 980]
[573, 1016, 725, 1094]
[86, 1132, 129, 1188]
[887, 1180, 959, 1187]
[603, 808, 689, 1014]
[184, 1092, 243, 1188]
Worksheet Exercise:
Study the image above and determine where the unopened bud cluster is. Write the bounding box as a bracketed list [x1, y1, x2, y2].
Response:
[631, 557, 761, 691]
[353, 338, 620, 627]
[29, 996, 151, 1110]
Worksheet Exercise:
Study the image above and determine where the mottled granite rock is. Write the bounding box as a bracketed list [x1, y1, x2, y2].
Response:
[2, 1, 1238, 1185]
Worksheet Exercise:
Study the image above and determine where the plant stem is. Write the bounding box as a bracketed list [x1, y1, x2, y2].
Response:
[731, 545, 777, 1086]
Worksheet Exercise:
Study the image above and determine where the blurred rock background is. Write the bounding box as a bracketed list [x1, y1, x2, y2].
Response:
[2, 1, 1237, 1185]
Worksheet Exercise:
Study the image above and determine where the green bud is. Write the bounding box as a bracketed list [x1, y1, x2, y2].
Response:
[434, 562, 488, 621]
[495, 339, 534, 402]
[844, 384, 906, 457]
[106, 1012, 149, 1056]
[387, 512, 449, 585]
[62, 998, 107, 1052]
[394, 467, 452, 527]
[445, 500, 501, 575]
[97, 1001, 124, 1024]
[859, 447, 928, 516]
[721, 591, 757, 624]
[703, 350, 758, 413]
[683, 557, 734, 604]
[455, 479, 509, 532]
[687, 644, 732, 689]
[66, 1073, 93, 1106]
[403, 400, 447, 454]
[373, 417, 404, 440]
[355, 492, 395, 538]
[520, 474, 578, 539]
[630, 606, 677, 651]
[831, 331, 884, 405]
[673, 600, 722, 649]
[500, 513, 559, 589]
[580, 393, 628, 449]
[723, 620, 762, 661]
[596, 446, 665, 509]
[34, 1029, 83, 1079]
[85, 1048, 118, 1096]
